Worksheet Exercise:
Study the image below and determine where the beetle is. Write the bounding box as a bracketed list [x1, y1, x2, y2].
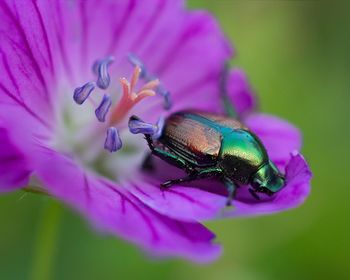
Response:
[128, 64, 285, 205]
[129, 110, 285, 205]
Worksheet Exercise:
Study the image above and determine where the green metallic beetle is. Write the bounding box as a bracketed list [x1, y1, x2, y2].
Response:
[129, 66, 285, 205]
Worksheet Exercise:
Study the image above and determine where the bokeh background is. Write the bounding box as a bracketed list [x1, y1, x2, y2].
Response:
[0, 1, 349, 279]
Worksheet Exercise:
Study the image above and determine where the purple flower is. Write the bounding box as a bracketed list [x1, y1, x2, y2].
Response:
[0, 0, 311, 263]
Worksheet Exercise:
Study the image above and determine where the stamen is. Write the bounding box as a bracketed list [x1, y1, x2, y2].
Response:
[104, 127, 122, 152]
[127, 53, 147, 79]
[156, 86, 172, 110]
[153, 116, 165, 139]
[94, 56, 114, 89]
[72, 55, 171, 155]
[109, 66, 158, 124]
[129, 117, 157, 135]
[95, 94, 112, 122]
[73, 82, 95, 104]
[128, 115, 165, 140]
[128, 52, 172, 110]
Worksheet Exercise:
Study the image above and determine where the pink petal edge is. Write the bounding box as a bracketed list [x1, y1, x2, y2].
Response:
[226, 68, 257, 117]
[223, 151, 312, 217]
[245, 113, 302, 171]
[32, 145, 221, 263]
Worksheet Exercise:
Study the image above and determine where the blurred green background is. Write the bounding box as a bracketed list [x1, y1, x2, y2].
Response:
[1, 1, 349, 279]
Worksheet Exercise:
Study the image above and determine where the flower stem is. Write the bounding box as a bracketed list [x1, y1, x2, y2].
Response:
[31, 199, 62, 280]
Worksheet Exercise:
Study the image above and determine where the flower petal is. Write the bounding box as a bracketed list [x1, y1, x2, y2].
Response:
[32, 146, 221, 263]
[153, 10, 233, 112]
[127, 174, 227, 222]
[226, 68, 257, 117]
[223, 152, 312, 217]
[0, 1, 59, 122]
[245, 113, 302, 170]
[0, 127, 30, 191]
[126, 5, 233, 118]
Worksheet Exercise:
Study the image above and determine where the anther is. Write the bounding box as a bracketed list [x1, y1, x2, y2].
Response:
[129, 117, 157, 135]
[128, 116, 164, 140]
[95, 94, 112, 122]
[94, 56, 114, 89]
[153, 116, 165, 139]
[127, 53, 147, 79]
[104, 127, 122, 152]
[156, 86, 172, 110]
[73, 82, 95, 104]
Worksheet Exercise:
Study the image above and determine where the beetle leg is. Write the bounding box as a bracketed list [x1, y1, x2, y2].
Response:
[161, 167, 222, 188]
[153, 148, 194, 172]
[145, 134, 194, 172]
[161, 173, 197, 188]
[222, 177, 237, 206]
[248, 188, 261, 201]
[144, 133, 155, 149]
[141, 153, 154, 171]
[195, 167, 223, 178]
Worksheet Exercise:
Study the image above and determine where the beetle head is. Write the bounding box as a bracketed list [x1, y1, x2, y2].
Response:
[251, 161, 285, 196]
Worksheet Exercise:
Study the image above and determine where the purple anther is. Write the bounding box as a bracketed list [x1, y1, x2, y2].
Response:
[73, 82, 95, 105]
[95, 56, 114, 89]
[157, 86, 172, 110]
[128, 116, 164, 139]
[104, 127, 122, 153]
[127, 53, 147, 79]
[92, 59, 102, 75]
[128, 116, 157, 135]
[95, 94, 112, 122]
[152, 116, 165, 140]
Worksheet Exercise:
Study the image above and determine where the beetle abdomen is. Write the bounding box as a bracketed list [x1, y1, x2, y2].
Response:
[160, 112, 222, 166]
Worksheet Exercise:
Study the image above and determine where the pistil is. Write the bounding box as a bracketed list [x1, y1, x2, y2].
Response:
[128, 53, 172, 110]
[109, 66, 159, 125]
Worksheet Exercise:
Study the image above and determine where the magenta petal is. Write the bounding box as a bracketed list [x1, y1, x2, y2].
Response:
[130, 7, 233, 117]
[157, 10, 233, 112]
[127, 176, 227, 222]
[226, 68, 257, 116]
[33, 146, 221, 263]
[0, 127, 30, 191]
[0, 1, 58, 122]
[245, 113, 302, 170]
[224, 152, 312, 217]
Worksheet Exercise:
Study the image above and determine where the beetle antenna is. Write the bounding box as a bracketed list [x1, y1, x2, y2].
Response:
[220, 61, 237, 118]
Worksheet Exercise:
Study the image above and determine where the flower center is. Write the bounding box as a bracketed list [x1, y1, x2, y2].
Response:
[63, 54, 171, 180]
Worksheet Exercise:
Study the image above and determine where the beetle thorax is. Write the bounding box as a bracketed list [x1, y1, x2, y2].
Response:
[219, 129, 268, 183]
